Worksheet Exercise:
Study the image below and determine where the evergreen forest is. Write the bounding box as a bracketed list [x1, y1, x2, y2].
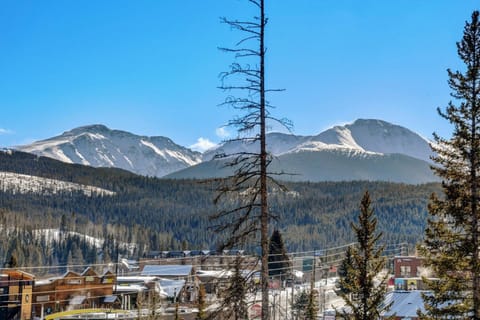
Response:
[0, 150, 440, 270]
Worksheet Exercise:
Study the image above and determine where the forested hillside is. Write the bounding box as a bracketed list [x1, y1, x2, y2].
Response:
[0, 150, 440, 269]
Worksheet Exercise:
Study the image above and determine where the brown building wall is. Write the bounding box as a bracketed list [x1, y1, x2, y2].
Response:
[32, 269, 115, 317]
[394, 256, 423, 278]
[1, 270, 34, 320]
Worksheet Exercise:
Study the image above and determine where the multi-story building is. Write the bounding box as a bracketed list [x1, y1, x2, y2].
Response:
[0, 269, 34, 320]
[32, 267, 116, 318]
[393, 256, 426, 291]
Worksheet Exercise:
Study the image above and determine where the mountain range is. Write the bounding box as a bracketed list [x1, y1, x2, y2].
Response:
[15, 119, 438, 184]
[17, 124, 203, 178]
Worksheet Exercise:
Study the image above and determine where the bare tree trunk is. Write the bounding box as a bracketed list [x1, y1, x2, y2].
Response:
[258, 1, 270, 319]
[214, 1, 289, 318]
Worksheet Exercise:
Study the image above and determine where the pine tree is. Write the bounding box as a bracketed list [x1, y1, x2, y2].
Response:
[292, 290, 309, 319]
[5, 254, 18, 268]
[418, 10, 480, 319]
[209, 256, 249, 320]
[336, 191, 390, 320]
[337, 246, 355, 295]
[268, 229, 291, 280]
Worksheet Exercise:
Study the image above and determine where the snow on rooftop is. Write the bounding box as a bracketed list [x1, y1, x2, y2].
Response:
[142, 265, 193, 277]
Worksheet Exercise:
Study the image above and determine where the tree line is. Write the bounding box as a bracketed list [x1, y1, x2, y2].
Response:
[0, 158, 439, 269]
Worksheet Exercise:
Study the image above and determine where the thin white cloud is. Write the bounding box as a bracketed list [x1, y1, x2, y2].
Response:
[0, 128, 13, 135]
[190, 137, 217, 153]
[216, 127, 230, 139]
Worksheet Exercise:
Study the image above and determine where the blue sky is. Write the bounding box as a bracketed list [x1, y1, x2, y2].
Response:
[0, 1, 478, 151]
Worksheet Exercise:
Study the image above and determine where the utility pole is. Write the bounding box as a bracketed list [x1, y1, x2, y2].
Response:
[115, 242, 119, 295]
[291, 277, 294, 319]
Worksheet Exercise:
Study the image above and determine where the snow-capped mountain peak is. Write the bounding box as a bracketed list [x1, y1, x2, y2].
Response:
[166, 119, 436, 184]
[310, 125, 365, 151]
[15, 119, 436, 183]
[344, 119, 431, 161]
[16, 125, 202, 177]
[205, 118, 432, 162]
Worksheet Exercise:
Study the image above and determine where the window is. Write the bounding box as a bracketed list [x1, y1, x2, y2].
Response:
[400, 266, 411, 276]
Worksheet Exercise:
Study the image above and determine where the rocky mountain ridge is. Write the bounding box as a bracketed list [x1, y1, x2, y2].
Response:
[16, 119, 437, 183]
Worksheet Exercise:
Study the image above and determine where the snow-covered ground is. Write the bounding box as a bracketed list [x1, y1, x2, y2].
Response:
[0, 171, 115, 196]
[266, 277, 344, 319]
[32, 228, 138, 254]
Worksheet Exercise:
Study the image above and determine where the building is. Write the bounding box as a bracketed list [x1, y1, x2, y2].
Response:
[115, 275, 167, 310]
[32, 267, 116, 318]
[0, 269, 34, 320]
[140, 250, 256, 271]
[394, 256, 424, 278]
[393, 256, 427, 290]
[141, 265, 199, 303]
[381, 290, 427, 319]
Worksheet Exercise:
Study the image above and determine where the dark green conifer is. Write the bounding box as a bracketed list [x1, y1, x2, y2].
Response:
[291, 290, 309, 318]
[336, 191, 390, 320]
[337, 246, 355, 296]
[268, 229, 291, 280]
[209, 256, 249, 320]
[5, 254, 18, 268]
[418, 10, 480, 320]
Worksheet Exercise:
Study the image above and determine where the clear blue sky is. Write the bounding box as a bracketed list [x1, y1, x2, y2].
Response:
[0, 1, 478, 151]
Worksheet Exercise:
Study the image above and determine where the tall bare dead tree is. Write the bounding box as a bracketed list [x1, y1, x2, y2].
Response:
[211, 1, 290, 319]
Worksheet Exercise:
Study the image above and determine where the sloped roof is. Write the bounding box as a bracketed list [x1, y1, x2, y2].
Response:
[141, 265, 193, 277]
[159, 279, 185, 298]
[62, 271, 81, 278]
[81, 267, 98, 277]
[0, 269, 35, 280]
[381, 290, 427, 317]
[101, 269, 115, 277]
[196, 269, 232, 278]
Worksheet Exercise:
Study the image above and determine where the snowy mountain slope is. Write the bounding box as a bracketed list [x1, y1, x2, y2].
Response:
[15, 119, 436, 182]
[272, 148, 437, 183]
[0, 171, 115, 196]
[16, 125, 202, 177]
[170, 119, 437, 183]
[321, 119, 433, 162]
[32, 229, 136, 253]
[166, 148, 438, 184]
[205, 119, 433, 162]
[202, 132, 310, 161]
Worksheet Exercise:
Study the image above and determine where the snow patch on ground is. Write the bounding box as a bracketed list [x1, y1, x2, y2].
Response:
[0, 171, 115, 196]
[37, 229, 104, 249]
[74, 149, 90, 165]
[123, 155, 134, 168]
[165, 149, 201, 166]
[97, 151, 115, 166]
[141, 139, 167, 159]
[51, 147, 74, 163]
[142, 139, 201, 166]
[84, 132, 106, 140]
[31, 228, 138, 254]
[292, 141, 380, 156]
